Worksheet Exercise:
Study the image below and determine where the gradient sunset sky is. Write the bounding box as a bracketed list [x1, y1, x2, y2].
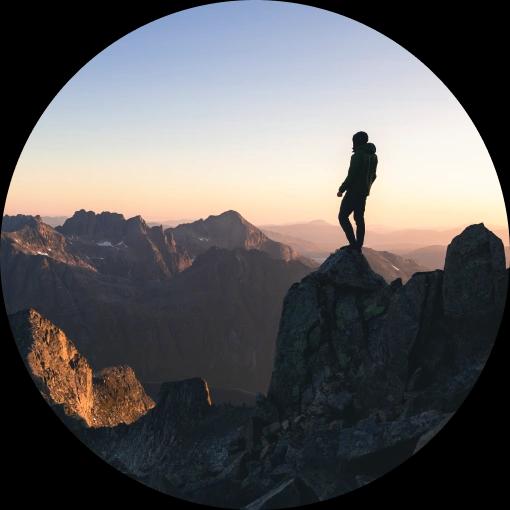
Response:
[4, 1, 508, 231]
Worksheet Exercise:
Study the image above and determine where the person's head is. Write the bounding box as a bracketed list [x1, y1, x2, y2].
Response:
[352, 131, 369, 150]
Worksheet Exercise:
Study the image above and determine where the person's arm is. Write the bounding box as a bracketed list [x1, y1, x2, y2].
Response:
[370, 155, 378, 185]
[338, 154, 359, 194]
[372, 154, 378, 183]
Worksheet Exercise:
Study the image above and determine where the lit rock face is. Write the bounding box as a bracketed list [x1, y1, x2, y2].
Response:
[9, 309, 154, 427]
[442, 223, 507, 319]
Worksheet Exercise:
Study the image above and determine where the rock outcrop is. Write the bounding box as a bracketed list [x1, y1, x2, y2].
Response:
[267, 224, 506, 424]
[8, 308, 154, 427]
[443, 223, 507, 319]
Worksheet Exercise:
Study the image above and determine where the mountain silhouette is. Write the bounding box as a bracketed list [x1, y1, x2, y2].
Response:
[168, 210, 314, 265]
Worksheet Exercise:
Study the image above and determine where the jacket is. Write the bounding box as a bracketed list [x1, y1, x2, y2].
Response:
[338, 142, 378, 196]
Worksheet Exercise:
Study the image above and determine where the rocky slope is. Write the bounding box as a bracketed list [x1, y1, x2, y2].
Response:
[2, 214, 95, 269]
[58, 223, 507, 506]
[9, 308, 154, 427]
[139, 247, 312, 393]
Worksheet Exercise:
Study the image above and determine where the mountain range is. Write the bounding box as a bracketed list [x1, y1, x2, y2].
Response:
[1, 210, 314, 395]
[2, 209, 439, 396]
[8, 222, 506, 506]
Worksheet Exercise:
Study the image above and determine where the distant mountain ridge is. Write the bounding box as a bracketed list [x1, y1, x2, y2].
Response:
[2, 210, 314, 394]
[5, 209, 497, 401]
[361, 247, 428, 283]
[260, 220, 510, 252]
[168, 210, 311, 265]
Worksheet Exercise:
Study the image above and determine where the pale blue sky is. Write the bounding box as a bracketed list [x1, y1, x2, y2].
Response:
[6, 0, 507, 230]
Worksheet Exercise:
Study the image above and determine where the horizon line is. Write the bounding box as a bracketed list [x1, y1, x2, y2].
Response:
[2, 209, 509, 233]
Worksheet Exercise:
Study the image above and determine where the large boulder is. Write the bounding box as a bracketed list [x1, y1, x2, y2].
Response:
[268, 249, 388, 419]
[443, 223, 507, 318]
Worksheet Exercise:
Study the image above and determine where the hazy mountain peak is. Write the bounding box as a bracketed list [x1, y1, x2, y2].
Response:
[58, 209, 127, 240]
[2, 214, 43, 232]
[216, 209, 244, 220]
[2, 209, 191, 281]
[307, 219, 331, 225]
[167, 209, 306, 264]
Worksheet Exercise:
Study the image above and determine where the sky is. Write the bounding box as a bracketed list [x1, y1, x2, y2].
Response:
[4, 0, 508, 231]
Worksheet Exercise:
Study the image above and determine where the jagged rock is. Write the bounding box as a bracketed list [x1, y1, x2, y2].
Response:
[8, 308, 154, 427]
[156, 378, 212, 421]
[2, 214, 44, 232]
[92, 366, 156, 427]
[268, 224, 506, 426]
[268, 249, 389, 419]
[57, 209, 127, 241]
[443, 223, 507, 318]
[316, 248, 387, 290]
[56, 209, 192, 280]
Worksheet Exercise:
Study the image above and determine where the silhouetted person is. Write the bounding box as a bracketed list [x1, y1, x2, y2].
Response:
[337, 131, 378, 252]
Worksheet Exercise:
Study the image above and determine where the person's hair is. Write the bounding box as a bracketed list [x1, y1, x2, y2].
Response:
[352, 131, 369, 148]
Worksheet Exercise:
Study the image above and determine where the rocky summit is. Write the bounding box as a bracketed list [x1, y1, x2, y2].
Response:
[9, 309, 154, 427]
[54, 223, 507, 507]
[168, 210, 312, 264]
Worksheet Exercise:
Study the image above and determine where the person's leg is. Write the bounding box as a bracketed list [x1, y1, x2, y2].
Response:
[338, 194, 357, 247]
[353, 195, 367, 251]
